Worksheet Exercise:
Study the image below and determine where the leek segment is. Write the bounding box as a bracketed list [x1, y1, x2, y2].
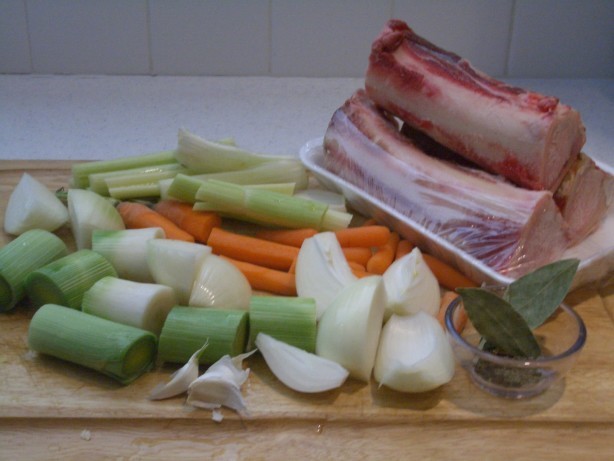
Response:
[3, 173, 69, 235]
[82, 276, 177, 336]
[92, 228, 165, 282]
[247, 296, 317, 352]
[158, 307, 248, 365]
[25, 249, 118, 309]
[0, 230, 68, 312]
[28, 304, 157, 384]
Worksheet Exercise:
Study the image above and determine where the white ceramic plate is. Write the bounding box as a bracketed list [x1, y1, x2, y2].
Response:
[299, 138, 614, 290]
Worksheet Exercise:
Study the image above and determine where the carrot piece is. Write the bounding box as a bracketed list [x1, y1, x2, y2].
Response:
[253, 228, 318, 248]
[436, 291, 468, 332]
[349, 261, 371, 279]
[366, 231, 400, 275]
[361, 218, 378, 226]
[153, 199, 221, 243]
[207, 227, 299, 271]
[221, 256, 297, 296]
[395, 239, 414, 260]
[116, 202, 195, 242]
[342, 247, 373, 266]
[334, 225, 391, 248]
[422, 253, 478, 290]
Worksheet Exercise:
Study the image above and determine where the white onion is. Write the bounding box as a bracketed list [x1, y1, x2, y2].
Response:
[255, 332, 349, 393]
[295, 232, 357, 320]
[147, 239, 211, 304]
[68, 188, 125, 250]
[373, 312, 455, 393]
[382, 247, 440, 321]
[189, 253, 251, 309]
[316, 275, 387, 382]
[4, 173, 69, 235]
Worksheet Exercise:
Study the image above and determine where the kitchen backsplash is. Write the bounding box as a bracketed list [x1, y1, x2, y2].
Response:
[1, 0, 612, 78]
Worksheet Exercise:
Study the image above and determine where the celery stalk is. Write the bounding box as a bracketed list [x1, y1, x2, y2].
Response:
[248, 296, 317, 352]
[89, 163, 189, 196]
[195, 179, 352, 230]
[175, 129, 294, 173]
[28, 303, 157, 384]
[71, 150, 177, 188]
[25, 249, 118, 309]
[158, 307, 248, 365]
[0, 230, 68, 312]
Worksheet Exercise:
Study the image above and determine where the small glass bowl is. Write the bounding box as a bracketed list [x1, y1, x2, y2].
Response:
[445, 291, 587, 399]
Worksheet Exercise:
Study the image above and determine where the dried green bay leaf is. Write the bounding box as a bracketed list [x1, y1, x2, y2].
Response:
[457, 288, 541, 359]
[504, 259, 580, 329]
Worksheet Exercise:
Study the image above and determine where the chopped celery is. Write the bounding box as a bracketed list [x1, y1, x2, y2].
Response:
[71, 150, 177, 188]
[194, 179, 352, 230]
[175, 129, 294, 173]
[82, 276, 177, 336]
[28, 303, 157, 384]
[248, 296, 317, 352]
[158, 307, 248, 365]
[0, 230, 68, 312]
[89, 163, 190, 196]
[25, 249, 118, 309]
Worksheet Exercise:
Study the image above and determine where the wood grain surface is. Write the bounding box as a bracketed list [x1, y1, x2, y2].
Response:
[1, 161, 613, 460]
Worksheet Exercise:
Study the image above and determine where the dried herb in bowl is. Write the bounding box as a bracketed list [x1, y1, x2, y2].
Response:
[456, 259, 581, 388]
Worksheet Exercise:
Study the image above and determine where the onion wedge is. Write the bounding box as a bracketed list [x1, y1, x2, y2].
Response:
[256, 332, 349, 393]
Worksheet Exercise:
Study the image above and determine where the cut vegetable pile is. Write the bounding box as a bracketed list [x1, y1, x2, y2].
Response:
[1, 127, 485, 420]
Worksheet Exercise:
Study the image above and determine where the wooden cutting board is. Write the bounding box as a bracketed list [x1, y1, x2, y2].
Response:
[1, 161, 613, 460]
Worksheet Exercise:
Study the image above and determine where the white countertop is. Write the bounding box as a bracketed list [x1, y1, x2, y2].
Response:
[0, 75, 612, 166]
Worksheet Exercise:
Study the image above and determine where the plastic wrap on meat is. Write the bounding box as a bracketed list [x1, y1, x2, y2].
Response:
[365, 19, 586, 191]
[323, 90, 568, 277]
[401, 124, 614, 245]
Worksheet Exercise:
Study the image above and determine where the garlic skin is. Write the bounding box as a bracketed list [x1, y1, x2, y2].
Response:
[295, 232, 357, 320]
[382, 247, 440, 321]
[316, 275, 387, 382]
[148, 341, 209, 400]
[186, 350, 255, 415]
[374, 312, 455, 393]
[255, 332, 349, 393]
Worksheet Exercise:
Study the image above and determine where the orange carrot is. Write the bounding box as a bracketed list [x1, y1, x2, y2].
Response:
[395, 239, 414, 260]
[342, 247, 373, 266]
[253, 228, 318, 247]
[334, 225, 391, 248]
[153, 199, 221, 243]
[207, 227, 299, 271]
[116, 202, 195, 242]
[349, 261, 371, 278]
[436, 291, 468, 332]
[366, 231, 400, 275]
[221, 256, 297, 296]
[422, 253, 478, 290]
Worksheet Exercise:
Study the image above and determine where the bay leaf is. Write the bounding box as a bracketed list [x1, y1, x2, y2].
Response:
[504, 259, 580, 329]
[457, 288, 541, 359]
